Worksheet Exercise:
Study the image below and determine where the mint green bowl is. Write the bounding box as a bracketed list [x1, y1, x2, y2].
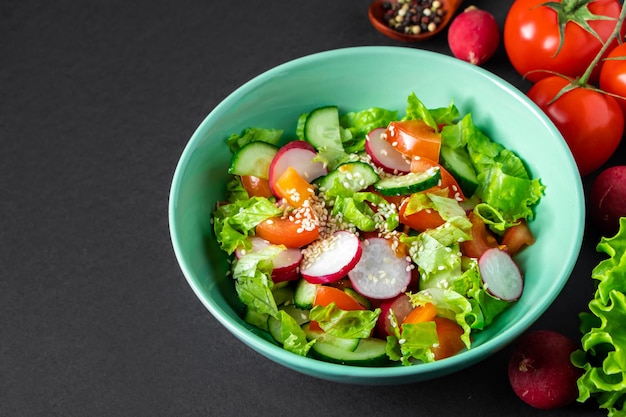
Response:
[168, 46, 584, 385]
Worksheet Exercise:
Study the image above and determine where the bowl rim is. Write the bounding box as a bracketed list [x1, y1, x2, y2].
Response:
[169, 46, 585, 383]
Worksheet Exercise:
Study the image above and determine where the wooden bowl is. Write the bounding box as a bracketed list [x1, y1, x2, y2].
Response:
[368, 0, 462, 42]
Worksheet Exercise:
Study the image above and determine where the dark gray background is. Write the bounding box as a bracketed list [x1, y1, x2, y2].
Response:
[2, 0, 622, 415]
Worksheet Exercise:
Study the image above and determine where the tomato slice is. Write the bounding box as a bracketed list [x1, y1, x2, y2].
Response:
[309, 285, 366, 331]
[314, 286, 366, 311]
[255, 210, 320, 248]
[386, 120, 442, 162]
[273, 166, 314, 208]
[399, 198, 445, 232]
[502, 220, 535, 256]
[402, 302, 437, 325]
[460, 211, 500, 258]
[431, 317, 466, 360]
[240, 175, 273, 198]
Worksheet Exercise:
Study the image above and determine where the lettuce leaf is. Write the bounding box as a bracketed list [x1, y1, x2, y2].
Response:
[274, 310, 316, 356]
[573, 218, 626, 416]
[386, 310, 438, 366]
[309, 303, 380, 339]
[212, 197, 282, 254]
[226, 127, 283, 153]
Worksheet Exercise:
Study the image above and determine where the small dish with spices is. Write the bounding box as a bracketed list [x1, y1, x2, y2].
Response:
[368, 0, 462, 42]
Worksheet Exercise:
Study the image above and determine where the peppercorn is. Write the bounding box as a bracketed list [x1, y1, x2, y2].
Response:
[382, 0, 446, 35]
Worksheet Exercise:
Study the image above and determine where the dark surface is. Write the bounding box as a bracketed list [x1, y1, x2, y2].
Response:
[1, 0, 623, 415]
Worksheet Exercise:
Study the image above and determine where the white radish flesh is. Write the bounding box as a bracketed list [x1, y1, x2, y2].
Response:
[300, 231, 362, 284]
[478, 247, 523, 301]
[348, 237, 412, 300]
[268, 141, 327, 196]
[236, 237, 302, 283]
[365, 128, 411, 174]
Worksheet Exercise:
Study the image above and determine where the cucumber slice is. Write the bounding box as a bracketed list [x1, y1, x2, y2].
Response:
[304, 106, 344, 151]
[303, 323, 360, 352]
[439, 145, 479, 197]
[229, 141, 279, 179]
[310, 337, 389, 366]
[316, 161, 380, 194]
[294, 279, 318, 310]
[373, 168, 441, 196]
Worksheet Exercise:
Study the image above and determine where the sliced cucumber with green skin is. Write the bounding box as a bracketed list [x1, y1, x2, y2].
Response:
[439, 145, 479, 197]
[304, 106, 344, 151]
[228, 141, 279, 179]
[310, 337, 389, 366]
[373, 167, 441, 196]
[302, 323, 360, 352]
[294, 279, 318, 310]
[316, 161, 380, 193]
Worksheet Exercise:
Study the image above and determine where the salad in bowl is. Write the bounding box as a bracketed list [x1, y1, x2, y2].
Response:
[212, 91, 545, 367]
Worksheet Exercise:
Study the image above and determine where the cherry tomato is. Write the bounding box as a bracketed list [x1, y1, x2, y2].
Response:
[431, 317, 466, 360]
[599, 43, 626, 118]
[526, 75, 624, 176]
[255, 213, 320, 248]
[240, 175, 273, 198]
[313, 286, 365, 311]
[386, 120, 442, 162]
[504, 0, 623, 83]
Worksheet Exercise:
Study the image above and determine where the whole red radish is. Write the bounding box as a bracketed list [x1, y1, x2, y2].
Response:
[508, 330, 582, 410]
[590, 166, 626, 237]
[447, 6, 500, 66]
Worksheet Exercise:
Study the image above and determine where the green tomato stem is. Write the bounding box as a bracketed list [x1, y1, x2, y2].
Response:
[579, 2, 626, 86]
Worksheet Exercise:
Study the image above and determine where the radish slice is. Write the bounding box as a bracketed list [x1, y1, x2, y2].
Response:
[236, 237, 302, 283]
[348, 237, 412, 300]
[365, 128, 411, 174]
[268, 141, 328, 196]
[300, 231, 362, 284]
[376, 293, 413, 338]
[478, 247, 524, 301]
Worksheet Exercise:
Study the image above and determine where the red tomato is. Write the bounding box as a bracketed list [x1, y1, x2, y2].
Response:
[526, 75, 624, 176]
[255, 213, 320, 248]
[399, 199, 445, 232]
[240, 175, 273, 198]
[386, 120, 442, 162]
[431, 317, 466, 360]
[504, 0, 623, 83]
[600, 43, 626, 118]
[314, 286, 365, 311]
[502, 220, 536, 255]
[402, 302, 437, 325]
[460, 211, 500, 258]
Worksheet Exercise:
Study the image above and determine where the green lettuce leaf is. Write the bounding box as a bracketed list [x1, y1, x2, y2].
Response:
[212, 197, 282, 254]
[309, 303, 380, 339]
[274, 310, 316, 357]
[386, 309, 438, 366]
[340, 107, 398, 148]
[332, 192, 399, 233]
[226, 127, 283, 153]
[573, 218, 626, 416]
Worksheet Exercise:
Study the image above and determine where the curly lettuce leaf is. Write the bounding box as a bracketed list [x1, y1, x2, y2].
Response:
[573, 218, 626, 416]
[332, 191, 399, 233]
[226, 127, 283, 153]
[386, 310, 438, 366]
[274, 310, 316, 357]
[404, 92, 459, 130]
[340, 107, 397, 144]
[212, 197, 282, 254]
[309, 303, 380, 339]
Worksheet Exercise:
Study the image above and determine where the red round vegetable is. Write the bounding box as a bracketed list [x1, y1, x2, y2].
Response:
[589, 165, 626, 236]
[508, 330, 582, 409]
[447, 6, 500, 66]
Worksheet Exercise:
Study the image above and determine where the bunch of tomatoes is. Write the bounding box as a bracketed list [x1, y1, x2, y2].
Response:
[504, 0, 626, 176]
